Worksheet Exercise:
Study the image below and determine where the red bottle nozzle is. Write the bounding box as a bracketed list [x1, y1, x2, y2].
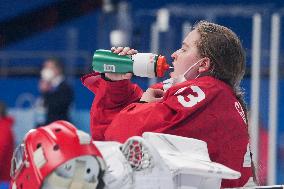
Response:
[156, 55, 170, 77]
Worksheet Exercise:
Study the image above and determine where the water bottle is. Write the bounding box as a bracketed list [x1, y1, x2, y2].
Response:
[92, 49, 170, 78]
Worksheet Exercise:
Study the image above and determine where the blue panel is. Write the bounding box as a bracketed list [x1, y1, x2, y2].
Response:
[3, 11, 102, 68]
[0, 182, 9, 189]
[72, 78, 94, 110]
[4, 11, 101, 51]
[216, 17, 253, 53]
[0, 0, 57, 21]
[0, 77, 39, 107]
[277, 79, 284, 183]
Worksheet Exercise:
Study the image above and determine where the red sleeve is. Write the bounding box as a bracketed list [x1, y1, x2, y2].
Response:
[81, 72, 102, 94]
[81, 73, 144, 140]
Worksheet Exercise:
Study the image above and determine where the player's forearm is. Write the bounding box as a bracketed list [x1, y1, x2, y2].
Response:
[98, 79, 143, 109]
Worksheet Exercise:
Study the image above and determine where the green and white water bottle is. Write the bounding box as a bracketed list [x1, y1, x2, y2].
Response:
[92, 49, 170, 78]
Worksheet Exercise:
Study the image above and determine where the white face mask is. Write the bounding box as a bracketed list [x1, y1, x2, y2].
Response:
[174, 58, 205, 84]
[41, 68, 55, 82]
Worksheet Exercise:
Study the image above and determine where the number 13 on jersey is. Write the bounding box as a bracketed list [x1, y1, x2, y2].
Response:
[176, 86, 206, 108]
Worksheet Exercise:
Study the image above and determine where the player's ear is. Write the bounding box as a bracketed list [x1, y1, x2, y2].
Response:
[198, 57, 211, 73]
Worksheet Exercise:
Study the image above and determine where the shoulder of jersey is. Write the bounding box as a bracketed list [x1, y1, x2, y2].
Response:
[169, 76, 218, 96]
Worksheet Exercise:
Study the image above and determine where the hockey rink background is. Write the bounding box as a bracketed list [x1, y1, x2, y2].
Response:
[0, 0, 283, 187]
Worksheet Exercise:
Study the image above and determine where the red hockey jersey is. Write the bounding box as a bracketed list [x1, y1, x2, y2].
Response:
[82, 73, 253, 188]
[0, 116, 14, 182]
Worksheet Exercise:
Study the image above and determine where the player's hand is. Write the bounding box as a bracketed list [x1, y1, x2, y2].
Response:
[140, 88, 165, 103]
[104, 47, 138, 81]
[111, 46, 138, 55]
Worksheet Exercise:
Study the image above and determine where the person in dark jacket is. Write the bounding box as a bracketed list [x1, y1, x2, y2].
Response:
[38, 58, 74, 126]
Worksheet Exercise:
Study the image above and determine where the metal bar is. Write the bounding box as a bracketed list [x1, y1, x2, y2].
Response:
[268, 13, 280, 186]
[249, 13, 262, 175]
[149, 22, 159, 86]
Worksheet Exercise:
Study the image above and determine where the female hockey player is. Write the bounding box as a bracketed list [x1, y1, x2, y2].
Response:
[81, 20, 254, 188]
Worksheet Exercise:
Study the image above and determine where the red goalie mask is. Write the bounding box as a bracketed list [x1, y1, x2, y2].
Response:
[10, 121, 106, 189]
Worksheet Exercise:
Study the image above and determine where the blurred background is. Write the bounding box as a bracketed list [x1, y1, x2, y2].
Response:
[0, 0, 283, 187]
